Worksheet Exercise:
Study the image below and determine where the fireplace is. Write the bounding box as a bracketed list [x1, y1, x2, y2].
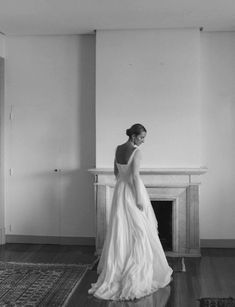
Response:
[88, 167, 207, 257]
[151, 200, 173, 251]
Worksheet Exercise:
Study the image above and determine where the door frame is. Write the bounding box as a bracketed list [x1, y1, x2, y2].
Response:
[0, 57, 5, 244]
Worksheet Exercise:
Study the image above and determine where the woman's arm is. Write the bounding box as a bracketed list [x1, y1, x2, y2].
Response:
[132, 149, 143, 211]
[114, 147, 119, 179]
[114, 157, 119, 179]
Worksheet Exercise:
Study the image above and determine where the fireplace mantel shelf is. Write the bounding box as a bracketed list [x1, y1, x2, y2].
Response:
[89, 167, 207, 176]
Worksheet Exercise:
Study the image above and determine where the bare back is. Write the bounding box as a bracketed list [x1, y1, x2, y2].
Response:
[115, 143, 136, 165]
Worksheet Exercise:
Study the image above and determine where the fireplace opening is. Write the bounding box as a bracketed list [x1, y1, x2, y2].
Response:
[151, 200, 173, 251]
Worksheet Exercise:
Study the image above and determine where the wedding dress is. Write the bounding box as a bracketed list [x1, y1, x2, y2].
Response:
[88, 147, 173, 301]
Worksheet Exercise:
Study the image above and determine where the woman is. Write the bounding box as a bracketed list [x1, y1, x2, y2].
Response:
[88, 123, 173, 301]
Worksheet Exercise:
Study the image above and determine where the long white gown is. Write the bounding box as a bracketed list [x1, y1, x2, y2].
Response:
[88, 147, 173, 301]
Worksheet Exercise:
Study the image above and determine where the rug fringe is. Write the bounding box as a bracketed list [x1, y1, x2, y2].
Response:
[0, 261, 92, 267]
[89, 256, 100, 270]
[62, 267, 89, 307]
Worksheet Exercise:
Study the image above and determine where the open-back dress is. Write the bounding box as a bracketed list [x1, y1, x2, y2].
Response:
[88, 147, 173, 301]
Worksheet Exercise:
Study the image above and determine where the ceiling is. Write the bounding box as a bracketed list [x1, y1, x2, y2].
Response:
[0, 0, 235, 35]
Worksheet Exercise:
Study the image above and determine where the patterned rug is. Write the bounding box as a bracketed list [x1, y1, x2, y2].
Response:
[0, 261, 90, 306]
[198, 297, 235, 307]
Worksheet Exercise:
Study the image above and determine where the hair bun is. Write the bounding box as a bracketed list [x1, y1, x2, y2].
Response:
[126, 128, 130, 137]
[125, 123, 147, 138]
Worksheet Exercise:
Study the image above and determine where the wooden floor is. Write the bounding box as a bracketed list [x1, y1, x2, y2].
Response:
[0, 244, 235, 307]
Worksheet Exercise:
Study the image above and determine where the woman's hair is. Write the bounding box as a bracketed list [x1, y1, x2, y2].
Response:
[126, 123, 147, 138]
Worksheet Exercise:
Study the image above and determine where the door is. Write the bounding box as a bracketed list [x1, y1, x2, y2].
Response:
[6, 104, 62, 238]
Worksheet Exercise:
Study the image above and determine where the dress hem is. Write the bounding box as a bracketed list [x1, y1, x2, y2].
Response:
[88, 273, 173, 301]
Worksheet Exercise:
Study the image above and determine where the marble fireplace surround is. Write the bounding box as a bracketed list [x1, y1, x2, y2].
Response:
[89, 168, 207, 257]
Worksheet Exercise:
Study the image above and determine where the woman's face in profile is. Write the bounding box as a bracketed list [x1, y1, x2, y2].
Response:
[133, 131, 146, 146]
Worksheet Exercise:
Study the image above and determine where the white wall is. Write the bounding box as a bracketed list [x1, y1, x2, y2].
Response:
[3, 30, 235, 242]
[5, 35, 96, 238]
[96, 29, 235, 241]
[200, 32, 235, 239]
[0, 34, 5, 57]
[96, 29, 201, 168]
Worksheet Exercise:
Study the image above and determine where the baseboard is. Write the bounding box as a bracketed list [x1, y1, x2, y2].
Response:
[5, 236, 235, 248]
[200, 239, 235, 248]
[6, 235, 95, 246]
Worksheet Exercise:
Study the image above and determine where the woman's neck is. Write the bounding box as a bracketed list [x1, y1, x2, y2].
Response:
[126, 140, 136, 148]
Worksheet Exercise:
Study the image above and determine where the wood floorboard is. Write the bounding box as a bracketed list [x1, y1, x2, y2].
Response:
[0, 244, 235, 306]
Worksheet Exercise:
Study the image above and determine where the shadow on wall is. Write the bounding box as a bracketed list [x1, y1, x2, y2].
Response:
[78, 35, 96, 172]
[61, 35, 96, 237]
[60, 169, 95, 237]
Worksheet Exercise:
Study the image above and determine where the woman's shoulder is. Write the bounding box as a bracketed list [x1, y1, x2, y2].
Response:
[115, 143, 128, 151]
[131, 147, 142, 166]
[116, 142, 127, 149]
[116, 143, 138, 153]
[132, 146, 141, 158]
